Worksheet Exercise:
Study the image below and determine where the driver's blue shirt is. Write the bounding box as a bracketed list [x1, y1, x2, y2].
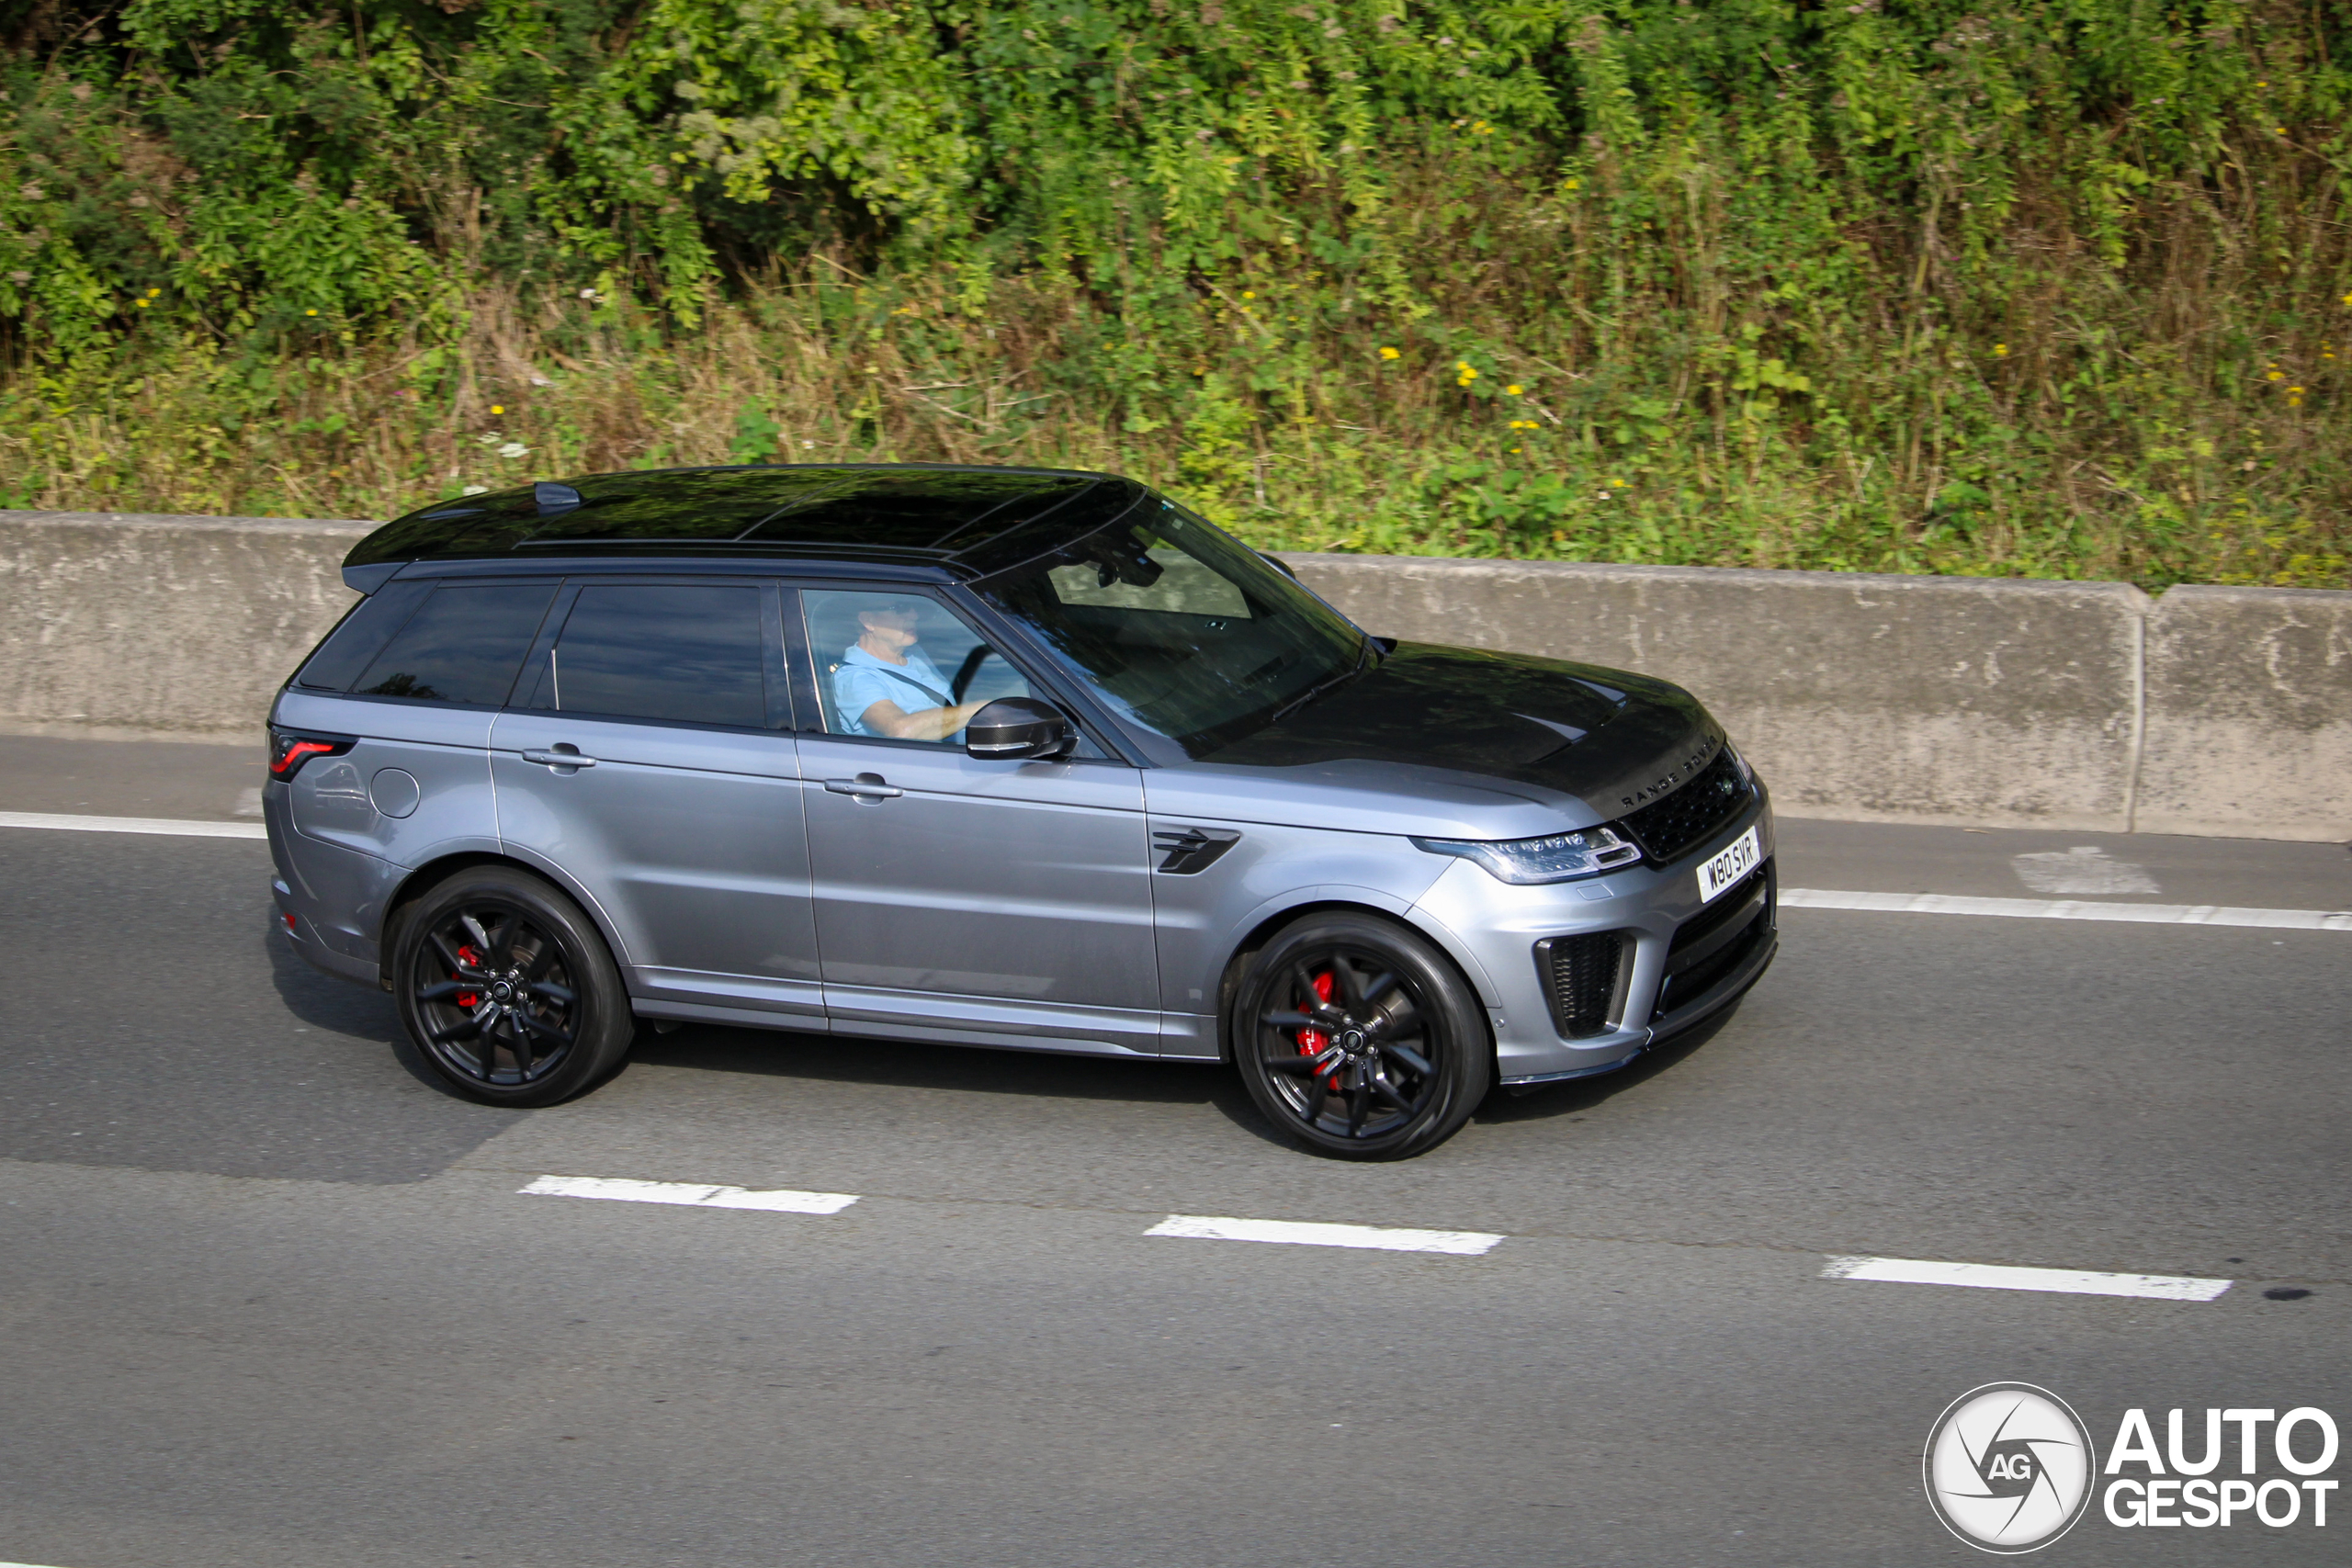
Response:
[832, 644, 956, 739]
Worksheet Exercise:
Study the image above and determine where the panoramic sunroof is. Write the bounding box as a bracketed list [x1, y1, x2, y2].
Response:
[343, 465, 1111, 569]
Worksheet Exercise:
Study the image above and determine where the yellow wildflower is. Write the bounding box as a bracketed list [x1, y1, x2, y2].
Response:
[133, 298, 148, 308]
[1611, 478, 1627, 488]
[1993, 344, 2008, 356]
[492, 404, 505, 414]
[305, 308, 318, 316]
[1241, 290, 1256, 299]
[146, 288, 161, 298]
[1506, 383, 1523, 395]
[1378, 346, 1399, 360]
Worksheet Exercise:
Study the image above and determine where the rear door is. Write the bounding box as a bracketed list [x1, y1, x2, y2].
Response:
[791, 583, 1160, 1054]
[490, 577, 821, 1023]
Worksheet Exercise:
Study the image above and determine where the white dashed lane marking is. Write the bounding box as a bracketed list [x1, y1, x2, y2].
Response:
[1822, 1255, 2233, 1301]
[511, 1179, 2248, 1297]
[1781, 888, 2352, 932]
[521, 1175, 859, 1214]
[0, 810, 266, 840]
[1145, 1214, 1505, 1255]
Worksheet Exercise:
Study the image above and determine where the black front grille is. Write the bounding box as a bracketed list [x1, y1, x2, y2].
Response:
[1619, 746, 1751, 864]
[1535, 931, 1627, 1037]
[1654, 863, 1774, 1021]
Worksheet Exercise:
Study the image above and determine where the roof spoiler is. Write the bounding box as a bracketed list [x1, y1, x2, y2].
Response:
[343, 561, 404, 595]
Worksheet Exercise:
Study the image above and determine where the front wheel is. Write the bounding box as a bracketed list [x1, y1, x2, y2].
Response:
[1230, 912, 1491, 1160]
[390, 865, 635, 1108]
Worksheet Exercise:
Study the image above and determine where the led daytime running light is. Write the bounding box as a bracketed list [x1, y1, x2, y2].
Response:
[1411, 826, 1642, 885]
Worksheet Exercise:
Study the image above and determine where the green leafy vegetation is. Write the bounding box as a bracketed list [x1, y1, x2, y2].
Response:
[2, 0, 2347, 588]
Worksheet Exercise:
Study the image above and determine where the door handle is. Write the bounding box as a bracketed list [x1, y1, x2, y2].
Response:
[522, 748, 597, 770]
[824, 773, 902, 800]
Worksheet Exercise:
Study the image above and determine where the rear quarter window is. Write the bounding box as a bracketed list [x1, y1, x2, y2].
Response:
[350, 580, 559, 706]
[293, 578, 432, 692]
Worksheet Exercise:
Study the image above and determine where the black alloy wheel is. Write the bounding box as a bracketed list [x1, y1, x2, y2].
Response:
[1231, 912, 1491, 1159]
[390, 866, 635, 1107]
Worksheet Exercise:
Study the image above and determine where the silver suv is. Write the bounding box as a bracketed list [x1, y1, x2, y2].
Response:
[267, 464, 1774, 1158]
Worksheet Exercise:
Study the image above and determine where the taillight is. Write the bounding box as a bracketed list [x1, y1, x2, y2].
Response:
[268, 728, 355, 781]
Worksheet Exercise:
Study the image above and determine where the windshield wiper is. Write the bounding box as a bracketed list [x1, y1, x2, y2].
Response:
[1267, 637, 1374, 726]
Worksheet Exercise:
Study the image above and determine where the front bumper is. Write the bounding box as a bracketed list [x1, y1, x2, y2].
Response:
[1409, 785, 1777, 1086]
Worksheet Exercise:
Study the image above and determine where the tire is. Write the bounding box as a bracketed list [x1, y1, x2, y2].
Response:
[390, 865, 635, 1108]
[1229, 911, 1491, 1160]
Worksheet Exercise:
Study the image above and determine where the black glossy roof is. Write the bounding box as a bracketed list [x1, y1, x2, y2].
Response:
[345, 464, 1148, 579]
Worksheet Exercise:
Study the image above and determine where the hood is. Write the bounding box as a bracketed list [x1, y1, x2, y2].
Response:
[1171, 640, 1722, 836]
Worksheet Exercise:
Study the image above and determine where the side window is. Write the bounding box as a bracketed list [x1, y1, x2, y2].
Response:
[295, 578, 433, 691]
[803, 589, 1030, 745]
[538, 583, 768, 728]
[352, 581, 556, 706]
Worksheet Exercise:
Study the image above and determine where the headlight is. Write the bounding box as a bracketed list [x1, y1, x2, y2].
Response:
[1725, 740, 1755, 786]
[1410, 826, 1643, 885]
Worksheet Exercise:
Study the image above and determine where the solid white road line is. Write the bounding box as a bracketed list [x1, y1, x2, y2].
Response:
[1782, 886, 2352, 931]
[521, 1174, 858, 1214]
[1146, 1213, 1504, 1256]
[0, 809, 266, 840]
[1821, 1255, 2233, 1301]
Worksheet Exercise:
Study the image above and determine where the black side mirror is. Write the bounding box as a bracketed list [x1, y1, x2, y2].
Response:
[1258, 551, 1300, 581]
[966, 696, 1073, 761]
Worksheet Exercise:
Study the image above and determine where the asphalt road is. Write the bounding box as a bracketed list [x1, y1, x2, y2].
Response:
[1, 737, 2346, 1567]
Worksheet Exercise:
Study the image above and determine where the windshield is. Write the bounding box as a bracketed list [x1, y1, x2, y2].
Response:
[973, 497, 1368, 758]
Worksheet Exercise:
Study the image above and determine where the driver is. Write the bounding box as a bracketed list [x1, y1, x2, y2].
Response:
[833, 596, 989, 741]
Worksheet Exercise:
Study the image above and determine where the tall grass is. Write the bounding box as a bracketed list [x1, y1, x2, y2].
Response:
[2, 2, 2346, 589]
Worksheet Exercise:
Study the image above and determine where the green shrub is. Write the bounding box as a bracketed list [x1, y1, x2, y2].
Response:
[1, 1, 2346, 588]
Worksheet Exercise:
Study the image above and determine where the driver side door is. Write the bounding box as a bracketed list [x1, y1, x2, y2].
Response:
[791, 584, 1161, 1055]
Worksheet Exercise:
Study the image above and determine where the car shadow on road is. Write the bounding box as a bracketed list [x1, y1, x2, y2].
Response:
[626, 1023, 1304, 1145]
[263, 911, 402, 1045]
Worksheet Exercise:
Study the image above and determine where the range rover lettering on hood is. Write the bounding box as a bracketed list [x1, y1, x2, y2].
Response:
[1621, 735, 1723, 810]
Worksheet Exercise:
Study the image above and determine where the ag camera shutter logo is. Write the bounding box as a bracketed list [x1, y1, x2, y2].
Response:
[1924, 1382, 2096, 1552]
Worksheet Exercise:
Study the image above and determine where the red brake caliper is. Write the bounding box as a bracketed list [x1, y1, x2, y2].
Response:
[1297, 971, 1340, 1089]
[454, 942, 481, 1010]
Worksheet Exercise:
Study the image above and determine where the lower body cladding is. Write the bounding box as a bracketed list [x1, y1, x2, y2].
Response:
[1407, 796, 1778, 1089]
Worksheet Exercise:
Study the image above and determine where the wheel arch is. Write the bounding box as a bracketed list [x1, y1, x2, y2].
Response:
[379, 850, 633, 988]
[1210, 892, 1502, 1066]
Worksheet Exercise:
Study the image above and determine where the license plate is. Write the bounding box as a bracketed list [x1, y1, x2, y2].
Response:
[1696, 826, 1761, 904]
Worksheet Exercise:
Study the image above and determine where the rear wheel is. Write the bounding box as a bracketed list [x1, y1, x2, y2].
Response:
[390, 866, 634, 1107]
[1230, 912, 1490, 1160]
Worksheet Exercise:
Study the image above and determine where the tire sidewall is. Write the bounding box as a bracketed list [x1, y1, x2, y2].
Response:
[390, 866, 633, 1108]
[1230, 912, 1491, 1159]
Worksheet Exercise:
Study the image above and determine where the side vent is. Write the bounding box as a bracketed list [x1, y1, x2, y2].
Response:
[1533, 931, 1628, 1038]
[1153, 827, 1241, 874]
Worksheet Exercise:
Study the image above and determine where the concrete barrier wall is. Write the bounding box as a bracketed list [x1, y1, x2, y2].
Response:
[1281, 556, 2153, 833]
[0, 512, 368, 740]
[2136, 585, 2352, 840]
[2, 512, 2345, 840]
